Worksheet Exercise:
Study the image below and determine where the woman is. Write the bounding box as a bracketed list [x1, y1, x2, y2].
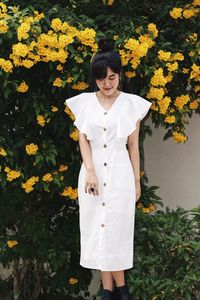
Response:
[66, 37, 152, 300]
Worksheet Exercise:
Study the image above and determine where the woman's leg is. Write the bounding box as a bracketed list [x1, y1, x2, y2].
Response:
[100, 271, 114, 291]
[111, 270, 125, 287]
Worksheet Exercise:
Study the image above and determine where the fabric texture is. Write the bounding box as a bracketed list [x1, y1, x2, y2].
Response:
[66, 91, 152, 271]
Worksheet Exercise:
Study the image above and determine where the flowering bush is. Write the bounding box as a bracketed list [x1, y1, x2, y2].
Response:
[0, 0, 199, 299]
[126, 207, 200, 300]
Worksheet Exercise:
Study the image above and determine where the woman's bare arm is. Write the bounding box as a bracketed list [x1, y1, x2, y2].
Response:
[127, 120, 141, 201]
[78, 131, 99, 196]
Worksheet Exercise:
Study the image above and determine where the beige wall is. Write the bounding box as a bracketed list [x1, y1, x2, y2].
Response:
[144, 114, 200, 210]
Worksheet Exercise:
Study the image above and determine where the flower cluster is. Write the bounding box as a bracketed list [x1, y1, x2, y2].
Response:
[5, 167, 21, 181]
[61, 187, 78, 200]
[37, 115, 46, 126]
[69, 277, 78, 285]
[64, 105, 75, 121]
[59, 165, 68, 172]
[70, 129, 79, 141]
[121, 24, 158, 69]
[0, 147, 7, 156]
[71, 81, 89, 90]
[21, 176, 39, 193]
[169, 2, 200, 20]
[25, 143, 38, 155]
[172, 131, 187, 143]
[17, 80, 29, 92]
[0, 58, 13, 72]
[174, 95, 190, 110]
[42, 173, 53, 182]
[137, 203, 157, 213]
[7, 240, 18, 248]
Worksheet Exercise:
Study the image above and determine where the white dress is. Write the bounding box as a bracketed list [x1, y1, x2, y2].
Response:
[66, 91, 152, 271]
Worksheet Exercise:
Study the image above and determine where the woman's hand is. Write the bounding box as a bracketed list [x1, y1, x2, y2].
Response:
[85, 169, 99, 196]
[135, 179, 141, 202]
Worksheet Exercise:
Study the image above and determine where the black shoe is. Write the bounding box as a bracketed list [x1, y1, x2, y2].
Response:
[115, 285, 131, 300]
[101, 289, 113, 300]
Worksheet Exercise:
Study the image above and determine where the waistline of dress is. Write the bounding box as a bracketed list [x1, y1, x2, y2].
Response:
[89, 141, 127, 151]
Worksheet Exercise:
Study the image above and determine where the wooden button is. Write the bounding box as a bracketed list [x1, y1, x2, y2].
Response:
[104, 112, 107, 115]
[103, 144, 107, 148]
[102, 202, 105, 206]
[104, 162, 107, 166]
[101, 224, 105, 227]
[103, 182, 107, 186]
[103, 128, 107, 131]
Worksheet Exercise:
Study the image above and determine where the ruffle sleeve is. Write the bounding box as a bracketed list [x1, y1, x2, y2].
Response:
[65, 93, 93, 140]
[116, 94, 152, 139]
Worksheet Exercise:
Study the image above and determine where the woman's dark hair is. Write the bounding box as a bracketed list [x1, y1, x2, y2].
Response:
[90, 37, 122, 82]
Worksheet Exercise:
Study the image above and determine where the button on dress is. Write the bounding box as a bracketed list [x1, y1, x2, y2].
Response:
[66, 91, 152, 271]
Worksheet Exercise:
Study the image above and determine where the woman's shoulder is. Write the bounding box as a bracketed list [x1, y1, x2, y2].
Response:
[122, 91, 152, 106]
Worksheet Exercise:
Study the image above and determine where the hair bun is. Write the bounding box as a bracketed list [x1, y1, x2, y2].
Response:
[98, 37, 114, 53]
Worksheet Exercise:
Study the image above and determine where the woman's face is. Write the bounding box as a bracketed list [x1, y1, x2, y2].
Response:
[95, 67, 120, 96]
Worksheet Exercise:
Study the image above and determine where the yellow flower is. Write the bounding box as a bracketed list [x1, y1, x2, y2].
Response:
[69, 277, 78, 285]
[172, 131, 187, 143]
[51, 18, 63, 32]
[189, 100, 198, 110]
[42, 173, 53, 182]
[124, 38, 140, 51]
[7, 240, 18, 248]
[21, 176, 39, 193]
[25, 143, 39, 155]
[150, 68, 167, 86]
[174, 95, 190, 110]
[183, 9, 196, 19]
[4, 167, 11, 173]
[37, 115, 46, 127]
[71, 81, 89, 90]
[17, 81, 29, 93]
[0, 3, 7, 14]
[23, 59, 34, 68]
[187, 33, 197, 42]
[53, 78, 63, 87]
[164, 115, 176, 124]
[193, 0, 200, 6]
[70, 188, 78, 200]
[166, 62, 178, 72]
[147, 87, 165, 101]
[147, 23, 158, 38]
[165, 72, 173, 83]
[0, 58, 13, 72]
[51, 106, 58, 112]
[182, 68, 189, 74]
[0, 147, 7, 156]
[7, 170, 21, 181]
[56, 64, 63, 71]
[12, 43, 29, 57]
[125, 71, 136, 78]
[194, 85, 200, 92]
[169, 7, 183, 19]
[190, 64, 200, 81]
[64, 105, 75, 120]
[59, 165, 68, 172]
[157, 97, 171, 114]
[70, 129, 79, 141]
[158, 50, 171, 61]
[17, 22, 31, 41]
[61, 187, 78, 199]
[172, 52, 184, 61]
[0, 20, 8, 33]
